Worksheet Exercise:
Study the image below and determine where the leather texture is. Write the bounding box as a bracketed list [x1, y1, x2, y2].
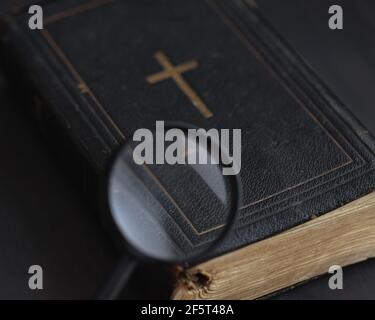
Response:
[2, 0, 375, 258]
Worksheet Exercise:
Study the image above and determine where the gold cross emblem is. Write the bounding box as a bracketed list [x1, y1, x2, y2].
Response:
[146, 51, 213, 119]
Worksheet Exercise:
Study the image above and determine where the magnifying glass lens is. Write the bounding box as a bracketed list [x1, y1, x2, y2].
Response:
[108, 130, 238, 264]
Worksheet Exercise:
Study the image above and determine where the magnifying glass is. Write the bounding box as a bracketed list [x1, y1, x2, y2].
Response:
[98, 125, 240, 299]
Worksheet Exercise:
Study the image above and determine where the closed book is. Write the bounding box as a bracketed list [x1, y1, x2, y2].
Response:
[1, 0, 375, 299]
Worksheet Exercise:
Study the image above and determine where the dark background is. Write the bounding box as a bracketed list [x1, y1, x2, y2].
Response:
[258, 0, 375, 136]
[0, 0, 374, 299]
[0, 70, 117, 299]
[259, 0, 375, 299]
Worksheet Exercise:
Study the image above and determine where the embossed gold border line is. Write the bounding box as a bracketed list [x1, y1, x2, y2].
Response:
[41, 26, 219, 236]
[40, 0, 360, 234]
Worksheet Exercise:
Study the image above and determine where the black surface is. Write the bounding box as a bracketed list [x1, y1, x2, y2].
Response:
[256, 0, 375, 300]
[0, 0, 18, 14]
[0, 0, 36, 14]
[2, 0, 375, 260]
[0, 0, 374, 300]
[0, 70, 117, 299]
[1, 65, 374, 299]
[257, 0, 375, 136]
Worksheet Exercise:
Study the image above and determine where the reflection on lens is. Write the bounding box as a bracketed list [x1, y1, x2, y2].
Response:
[108, 130, 238, 263]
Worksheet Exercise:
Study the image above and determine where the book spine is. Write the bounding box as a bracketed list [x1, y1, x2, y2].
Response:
[0, 17, 103, 192]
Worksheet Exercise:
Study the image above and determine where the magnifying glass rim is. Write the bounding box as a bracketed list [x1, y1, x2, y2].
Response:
[105, 122, 241, 266]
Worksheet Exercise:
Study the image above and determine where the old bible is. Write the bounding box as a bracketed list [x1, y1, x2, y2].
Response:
[1, 0, 375, 299]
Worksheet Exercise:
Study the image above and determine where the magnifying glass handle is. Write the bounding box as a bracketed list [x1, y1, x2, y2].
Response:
[97, 254, 138, 300]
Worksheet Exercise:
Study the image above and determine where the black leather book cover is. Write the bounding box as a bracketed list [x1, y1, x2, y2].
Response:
[1, 0, 375, 257]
